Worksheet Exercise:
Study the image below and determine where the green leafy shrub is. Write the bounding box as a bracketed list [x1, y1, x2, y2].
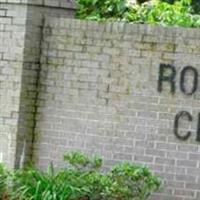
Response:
[0, 164, 9, 200]
[11, 163, 86, 200]
[75, 0, 200, 28]
[107, 162, 161, 200]
[161, 0, 200, 13]
[0, 152, 161, 200]
[64, 152, 161, 200]
[64, 151, 102, 171]
[126, 0, 200, 27]
[75, 0, 129, 20]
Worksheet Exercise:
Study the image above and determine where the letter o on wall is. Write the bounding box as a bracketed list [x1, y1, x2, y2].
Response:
[180, 66, 198, 95]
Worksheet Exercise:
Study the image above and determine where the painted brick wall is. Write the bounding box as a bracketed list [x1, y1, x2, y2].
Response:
[34, 18, 200, 200]
[1, 1, 200, 199]
[0, 3, 27, 168]
[0, 0, 75, 9]
[13, 0, 75, 169]
[0, 0, 75, 168]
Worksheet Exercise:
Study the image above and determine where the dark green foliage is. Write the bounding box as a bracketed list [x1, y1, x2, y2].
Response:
[191, 0, 200, 13]
[0, 152, 161, 200]
[76, 0, 200, 28]
[75, 0, 129, 20]
[160, 0, 175, 4]
[136, 0, 150, 5]
[0, 164, 10, 200]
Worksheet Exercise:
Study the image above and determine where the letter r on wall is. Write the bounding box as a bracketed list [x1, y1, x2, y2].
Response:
[158, 64, 176, 94]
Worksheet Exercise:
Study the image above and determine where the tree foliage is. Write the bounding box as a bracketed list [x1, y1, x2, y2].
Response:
[76, 0, 200, 27]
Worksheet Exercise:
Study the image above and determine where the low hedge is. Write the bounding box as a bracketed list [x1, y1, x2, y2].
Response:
[0, 152, 161, 200]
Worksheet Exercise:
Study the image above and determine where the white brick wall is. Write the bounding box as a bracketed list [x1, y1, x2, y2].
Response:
[0, 3, 27, 168]
[0, 1, 75, 168]
[2, 1, 200, 199]
[33, 18, 200, 200]
[0, 0, 75, 9]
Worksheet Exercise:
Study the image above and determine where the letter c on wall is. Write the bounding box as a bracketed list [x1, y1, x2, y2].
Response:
[174, 111, 192, 141]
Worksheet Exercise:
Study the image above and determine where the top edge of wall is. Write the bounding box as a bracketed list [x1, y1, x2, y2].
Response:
[44, 17, 200, 39]
[0, 0, 76, 9]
